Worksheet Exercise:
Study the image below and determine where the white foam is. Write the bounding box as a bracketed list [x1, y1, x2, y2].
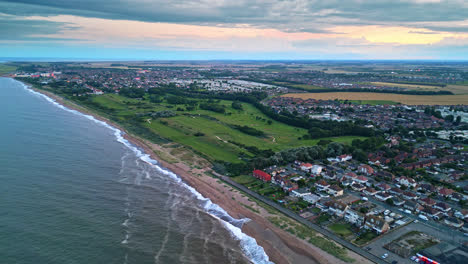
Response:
[17, 79, 273, 264]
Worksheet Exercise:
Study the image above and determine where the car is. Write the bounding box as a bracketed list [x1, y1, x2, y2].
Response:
[392, 261, 398, 264]
[365, 247, 372, 251]
[382, 253, 388, 259]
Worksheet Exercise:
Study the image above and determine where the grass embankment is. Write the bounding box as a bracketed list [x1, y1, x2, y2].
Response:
[328, 223, 354, 237]
[89, 94, 365, 163]
[268, 216, 355, 262]
[283, 92, 468, 105]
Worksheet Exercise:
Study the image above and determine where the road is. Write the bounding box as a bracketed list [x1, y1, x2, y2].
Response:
[218, 175, 386, 264]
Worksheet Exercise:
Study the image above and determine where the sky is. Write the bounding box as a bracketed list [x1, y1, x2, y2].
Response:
[1, 0, 468, 60]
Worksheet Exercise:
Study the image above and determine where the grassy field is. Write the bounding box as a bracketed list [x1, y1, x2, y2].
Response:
[283, 92, 468, 105]
[88, 94, 366, 163]
[0, 64, 17, 75]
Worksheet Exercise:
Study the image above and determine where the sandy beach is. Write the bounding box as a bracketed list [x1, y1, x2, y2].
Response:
[25, 82, 371, 264]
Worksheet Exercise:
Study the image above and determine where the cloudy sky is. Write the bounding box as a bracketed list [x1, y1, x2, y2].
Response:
[1, 0, 467, 60]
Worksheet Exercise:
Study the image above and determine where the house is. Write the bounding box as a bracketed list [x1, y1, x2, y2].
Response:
[291, 188, 312, 198]
[355, 175, 369, 185]
[422, 206, 442, 219]
[389, 187, 403, 196]
[364, 215, 390, 234]
[351, 183, 366, 192]
[398, 176, 417, 188]
[344, 172, 358, 180]
[344, 209, 365, 226]
[375, 192, 393, 201]
[455, 209, 468, 220]
[450, 192, 465, 202]
[303, 194, 320, 204]
[359, 165, 374, 175]
[392, 197, 405, 206]
[403, 200, 419, 211]
[420, 197, 436, 207]
[338, 154, 352, 162]
[300, 163, 313, 172]
[363, 187, 378, 196]
[311, 165, 324, 175]
[328, 185, 344, 197]
[439, 188, 455, 197]
[326, 201, 348, 217]
[433, 202, 451, 213]
[402, 191, 418, 200]
[418, 183, 436, 193]
[444, 217, 464, 228]
[315, 180, 330, 191]
[253, 170, 271, 182]
[377, 183, 391, 191]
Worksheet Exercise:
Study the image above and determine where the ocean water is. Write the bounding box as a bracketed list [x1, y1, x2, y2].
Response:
[0, 78, 271, 264]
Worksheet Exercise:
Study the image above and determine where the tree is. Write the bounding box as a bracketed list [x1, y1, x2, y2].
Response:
[385, 198, 394, 206]
[232, 101, 243, 110]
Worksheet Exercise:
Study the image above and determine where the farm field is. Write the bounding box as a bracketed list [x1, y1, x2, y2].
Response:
[369, 82, 468, 95]
[283, 92, 468, 105]
[88, 94, 366, 163]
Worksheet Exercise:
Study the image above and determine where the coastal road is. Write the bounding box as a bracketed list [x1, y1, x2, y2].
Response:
[218, 175, 385, 264]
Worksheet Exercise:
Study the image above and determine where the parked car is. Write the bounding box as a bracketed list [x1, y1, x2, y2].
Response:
[382, 253, 388, 259]
[418, 215, 428, 221]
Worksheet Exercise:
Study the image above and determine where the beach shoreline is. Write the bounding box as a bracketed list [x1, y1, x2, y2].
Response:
[17, 79, 369, 264]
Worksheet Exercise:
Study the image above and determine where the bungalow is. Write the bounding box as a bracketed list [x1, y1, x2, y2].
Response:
[363, 187, 378, 196]
[402, 191, 418, 200]
[315, 180, 330, 191]
[420, 197, 436, 207]
[389, 187, 403, 196]
[434, 202, 451, 213]
[375, 192, 393, 201]
[351, 183, 366, 192]
[341, 179, 354, 187]
[253, 170, 271, 182]
[418, 183, 436, 193]
[344, 209, 365, 226]
[376, 171, 395, 181]
[444, 217, 464, 228]
[328, 185, 344, 197]
[359, 165, 374, 175]
[364, 215, 390, 234]
[326, 201, 348, 217]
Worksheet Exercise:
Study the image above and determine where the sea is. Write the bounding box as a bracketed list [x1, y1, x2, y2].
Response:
[0, 77, 272, 264]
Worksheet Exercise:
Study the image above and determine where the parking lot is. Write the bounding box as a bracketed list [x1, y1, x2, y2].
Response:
[366, 221, 468, 263]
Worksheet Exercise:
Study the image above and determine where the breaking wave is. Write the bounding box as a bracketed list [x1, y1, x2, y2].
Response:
[18, 79, 273, 264]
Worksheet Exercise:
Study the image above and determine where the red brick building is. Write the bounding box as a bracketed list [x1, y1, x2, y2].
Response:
[253, 170, 271, 182]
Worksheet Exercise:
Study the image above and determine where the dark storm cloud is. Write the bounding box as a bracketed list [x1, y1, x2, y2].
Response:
[0, 15, 77, 41]
[1, 0, 467, 32]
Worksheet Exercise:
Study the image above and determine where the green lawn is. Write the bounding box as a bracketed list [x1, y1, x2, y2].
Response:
[328, 223, 354, 237]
